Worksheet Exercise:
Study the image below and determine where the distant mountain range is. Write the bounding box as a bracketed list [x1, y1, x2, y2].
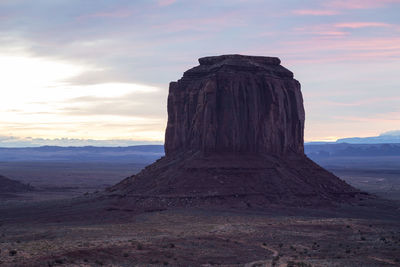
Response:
[336, 130, 400, 144]
[0, 136, 163, 148]
[305, 143, 400, 158]
[0, 145, 165, 163]
[0, 143, 399, 163]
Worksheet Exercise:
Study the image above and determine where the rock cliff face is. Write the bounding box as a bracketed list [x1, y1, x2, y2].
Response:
[108, 55, 363, 208]
[165, 55, 304, 156]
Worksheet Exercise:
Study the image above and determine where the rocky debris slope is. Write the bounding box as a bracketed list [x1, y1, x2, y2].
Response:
[0, 175, 33, 193]
[107, 55, 363, 208]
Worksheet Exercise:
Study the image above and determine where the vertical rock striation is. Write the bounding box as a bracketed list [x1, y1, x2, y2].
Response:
[108, 55, 362, 207]
[165, 55, 304, 156]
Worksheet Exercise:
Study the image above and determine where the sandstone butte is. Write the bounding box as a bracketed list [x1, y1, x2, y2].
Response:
[107, 55, 366, 208]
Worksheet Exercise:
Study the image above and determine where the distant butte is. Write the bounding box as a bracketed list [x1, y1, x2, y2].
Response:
[0, 174, 33, 193]
[107, 54, 365, 208]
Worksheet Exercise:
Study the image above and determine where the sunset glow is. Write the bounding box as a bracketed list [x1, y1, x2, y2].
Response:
[0, 0, 399, 145]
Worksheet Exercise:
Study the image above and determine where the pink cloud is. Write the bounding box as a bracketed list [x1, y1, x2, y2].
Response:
[333, 113, 400, 123]
[158, 0, 177, 7]
[151, 12, 245, 33]
[321, 97, 400, 107]
[292, 21, 396, 40]
[293, 26, 349, 37]
[292, 9, 339, 16]
[335, 22, 392, 28]
[293, 0, 400, 16]
[264, 35, 400, 64]
[325, 0, 400, 10]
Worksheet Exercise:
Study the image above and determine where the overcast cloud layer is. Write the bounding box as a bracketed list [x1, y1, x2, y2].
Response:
[0, 0, 399, 145]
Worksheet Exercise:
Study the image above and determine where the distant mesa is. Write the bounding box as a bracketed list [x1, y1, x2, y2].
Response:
[0, 174, 33, 194]
[165, 54, 303, 156]
[108, 54, 363, 208]
[336, 130, 400, 144]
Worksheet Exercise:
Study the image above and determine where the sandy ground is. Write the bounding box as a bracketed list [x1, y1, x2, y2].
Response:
[0, 160, 399, 266]
[1, 201, 400, 267]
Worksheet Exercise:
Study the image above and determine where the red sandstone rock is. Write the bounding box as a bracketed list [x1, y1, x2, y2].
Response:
[165, 55, 304, 156]
[108, 55, 362, 207]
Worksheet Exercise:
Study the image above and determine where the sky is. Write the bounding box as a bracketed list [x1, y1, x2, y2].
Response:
[0, 0, 399, 146]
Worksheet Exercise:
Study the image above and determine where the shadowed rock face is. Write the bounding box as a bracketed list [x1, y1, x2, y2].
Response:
[108, 55, 362, 207]
[165, 55, 304, 156]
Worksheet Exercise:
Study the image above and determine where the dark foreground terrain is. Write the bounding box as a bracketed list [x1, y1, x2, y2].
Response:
[0, 145, 399, 266]
[0, 162, 146, 201]
[0, 198, 400, 266]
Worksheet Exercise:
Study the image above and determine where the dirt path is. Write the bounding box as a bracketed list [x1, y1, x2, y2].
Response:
[244, 243, 281, 267]
[369, 256, 398, 265]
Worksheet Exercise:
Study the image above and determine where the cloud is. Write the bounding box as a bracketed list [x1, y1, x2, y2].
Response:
[60, 90, 167, 118]
[157, 0, 177, 7]
[326, 0, 400, 10]
[0, 0, 399, 142]
[0, 135, 163, 147]
[292, 0, 400, 17]
[335, 22, 392, 28]
[334, 113, 400, 123]
[77, 9, 134, 20]
[150, 12, 245, 33]
[292, 9, 339, 16]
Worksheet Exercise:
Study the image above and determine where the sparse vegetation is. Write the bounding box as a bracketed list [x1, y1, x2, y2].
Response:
[95, 260, 104, 265]
[54, 258, 64, 264]
[287, 261, 312, 267]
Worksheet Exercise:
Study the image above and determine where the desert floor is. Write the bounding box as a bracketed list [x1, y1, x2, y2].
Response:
[0, 160, 399, 266]
[1, 197, 400, 267]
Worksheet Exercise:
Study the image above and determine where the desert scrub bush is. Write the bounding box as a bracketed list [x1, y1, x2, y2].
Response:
[54, 258, 64, 264]
[272, 255, 280, 266]
[286, 261, 312, 267]
[95, 260, 104, 265]
[9, 249, 17, 256]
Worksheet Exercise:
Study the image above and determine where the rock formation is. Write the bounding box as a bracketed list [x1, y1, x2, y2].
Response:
[165, 55, 304, 156]
[0, 175, 33, 193]
[108, 55, 362, 207]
